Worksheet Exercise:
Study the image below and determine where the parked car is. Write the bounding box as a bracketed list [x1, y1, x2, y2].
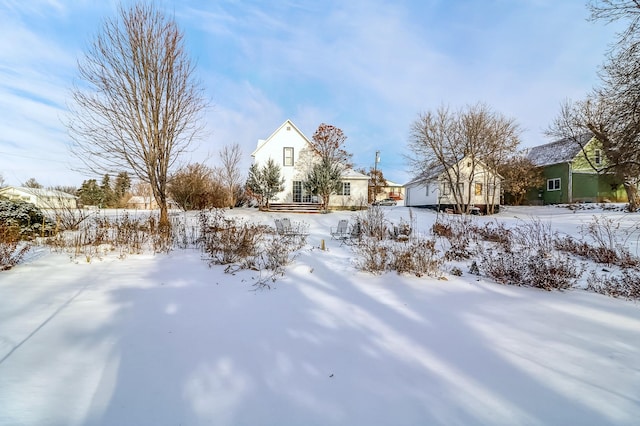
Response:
[372, 198, 397, 206]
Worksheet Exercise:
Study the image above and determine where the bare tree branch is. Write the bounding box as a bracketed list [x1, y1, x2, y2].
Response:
[67, 3, 207, 227]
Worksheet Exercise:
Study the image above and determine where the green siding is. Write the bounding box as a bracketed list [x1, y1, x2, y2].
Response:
[526, 137, 628, 204]
[571, 138, 606, 172]
[573, 173, 626, 202]
[541, 163, 570, 204]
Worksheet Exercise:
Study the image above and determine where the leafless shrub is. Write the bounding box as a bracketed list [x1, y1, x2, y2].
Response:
[477, 250, 525, 286]
[526, 254, 583, 290]
[554, 236, 638, 268]
[450, 267, 463, 276]
[199, 209, 265, 266]
[358, 205, 388, 240]
[474, 221, 512, 250]
[479, 248, 582, 290]
[432, 215, 474, 260]
[553, 216, 640, 269]
[46, 212, 173, 258]
[169, 213, 200, 249]
[352, 238, 392, 274]
[389, 239, 441, 277]
[252, 234, 304, 288]
[476, 219, 583, 290]
[353, 236, 442, 277]
[198, 209, 302, 288]
[0, 224, 31, 271]
[510, 217, 556, 255]
[586, 270, 640, 300]
[389, 217, 413, 242]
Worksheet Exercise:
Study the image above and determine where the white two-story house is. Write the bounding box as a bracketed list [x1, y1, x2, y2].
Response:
[251, 119, 369, 209]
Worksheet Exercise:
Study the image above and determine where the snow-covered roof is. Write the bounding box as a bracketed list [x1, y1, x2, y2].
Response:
[527, 134, 593, 167]
[341, 168, 370, 180]
[403, 164, 446, 187]
[0, 186, 77, 199]
[384, 180, 403, 187]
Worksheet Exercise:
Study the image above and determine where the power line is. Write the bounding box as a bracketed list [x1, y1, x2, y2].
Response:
[0, 150, 70, 164]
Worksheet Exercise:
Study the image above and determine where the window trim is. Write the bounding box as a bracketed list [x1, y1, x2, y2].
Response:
[283, 147, 294, 167]
[594, 149, 602, 166]
[547, 178, 561, 191]
[339, 181, 351, 196]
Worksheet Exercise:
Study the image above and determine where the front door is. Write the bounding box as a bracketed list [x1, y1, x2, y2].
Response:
[293, 181, 302, 203]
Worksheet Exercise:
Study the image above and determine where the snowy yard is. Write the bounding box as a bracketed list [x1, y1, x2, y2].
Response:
[1, 206, 639, 426]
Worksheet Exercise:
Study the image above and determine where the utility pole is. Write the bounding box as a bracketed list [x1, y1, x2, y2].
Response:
[373, 150, 380, 203]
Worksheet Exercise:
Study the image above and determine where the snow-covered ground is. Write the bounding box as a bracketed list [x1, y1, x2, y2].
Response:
[1, 206, 639, 426]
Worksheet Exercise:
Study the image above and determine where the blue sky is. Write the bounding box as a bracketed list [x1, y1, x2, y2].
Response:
[0, 0, 622, 187]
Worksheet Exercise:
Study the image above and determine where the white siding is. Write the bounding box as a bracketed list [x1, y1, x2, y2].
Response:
[252, 120, 369, 207]
[404, 156, 502, 208]
[405, 181, 439, 206]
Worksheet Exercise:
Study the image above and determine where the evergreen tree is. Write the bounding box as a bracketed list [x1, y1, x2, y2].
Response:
[246, 159, 284, 209]
[114, 172, 132, 206]
[304, 159, 343, 212]
[77, 179, 104, 206]
[101, 174, 115, 207]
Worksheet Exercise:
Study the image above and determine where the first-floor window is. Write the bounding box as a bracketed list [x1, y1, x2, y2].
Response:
[474, 182, 483, 196]
[339, 182, 351, 196]
[547, 178, 561, 191]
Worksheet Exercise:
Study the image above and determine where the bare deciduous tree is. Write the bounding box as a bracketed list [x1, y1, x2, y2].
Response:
[216, 143, 244, 208]
[357, 167, 386, 203]
[408, 103, 520, 213]
[311, 124, 353, 169]
[498, 154, 544, 206]
[169, 163, 221, 210]
[304, 124, 353, 211]
[547, 2, 640, 211]
[23, 178, 43, 189]
[67, 3, 207, 228]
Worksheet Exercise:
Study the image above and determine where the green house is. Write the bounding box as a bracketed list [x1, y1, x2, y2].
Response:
[527, 135, 627, 204]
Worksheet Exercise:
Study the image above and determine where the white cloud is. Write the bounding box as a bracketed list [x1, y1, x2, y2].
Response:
[0, 0, 628, 186]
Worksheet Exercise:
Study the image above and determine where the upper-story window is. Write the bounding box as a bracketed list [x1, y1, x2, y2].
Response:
[283, 147, 294, 166]
[594, 149, 602, 166]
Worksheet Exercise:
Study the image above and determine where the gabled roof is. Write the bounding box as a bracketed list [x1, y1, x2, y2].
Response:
[527, 134, 593, 167]
[341, 168, 370, 180]
[404, 164, 445, 187]
[0, 186, 77, 199]
[251, 119, 312, 157]
[404, 155, 502, 187]
[384, 180, 403, 187]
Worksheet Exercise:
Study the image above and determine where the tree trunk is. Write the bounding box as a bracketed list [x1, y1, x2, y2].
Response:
[159, 201, 169, 229]
[624, 179, 639, 212]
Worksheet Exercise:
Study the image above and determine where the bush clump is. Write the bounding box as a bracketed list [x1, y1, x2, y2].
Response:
[0, 199, 56, 239]
[586, 270, 640, 300]
[0, 224, 31, 271]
